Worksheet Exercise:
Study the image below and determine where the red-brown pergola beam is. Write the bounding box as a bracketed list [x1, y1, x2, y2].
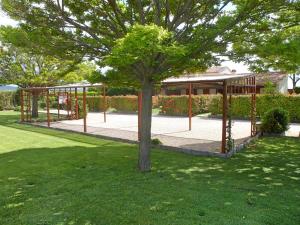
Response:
[251, 76, 257, 137]
[83, 87, 87, 133]
[69, 88, 72, 119]
[103, 85, 107, 123]
[188, 83, 192, 131]
[221, 80, 228, 154]
[20, 90, 24, 122]
[75, 88, 79, 120]
[46, 89, 50, 127]
[57, 91, 60, 120]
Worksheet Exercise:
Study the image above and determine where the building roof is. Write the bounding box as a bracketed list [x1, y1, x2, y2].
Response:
[163, 67, 287, 86]
[255, 72, 287, 86]
[162, 73, 254, 84]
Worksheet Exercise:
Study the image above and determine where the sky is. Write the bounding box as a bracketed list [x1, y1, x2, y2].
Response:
[0, 10, 294, 88]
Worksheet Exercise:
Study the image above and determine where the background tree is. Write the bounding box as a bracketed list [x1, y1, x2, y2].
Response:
[0, 27, 88, 117]
[1, 0, 293, 171]
[231, 2, 300, 91]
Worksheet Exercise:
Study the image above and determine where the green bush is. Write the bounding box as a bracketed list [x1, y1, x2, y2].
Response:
[261, 107, 289, 134]
[110, 96, 138, 113]
[208, 94, 300, 122]
[294, 87, 300, 94]
[86, 96, 107, 112]
[0, 91, 17, 111]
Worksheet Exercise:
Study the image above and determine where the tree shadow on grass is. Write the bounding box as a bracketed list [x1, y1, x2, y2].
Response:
[0, 137, 299, 225]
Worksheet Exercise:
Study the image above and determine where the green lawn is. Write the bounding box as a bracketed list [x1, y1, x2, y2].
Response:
[0, 111, 299, 225]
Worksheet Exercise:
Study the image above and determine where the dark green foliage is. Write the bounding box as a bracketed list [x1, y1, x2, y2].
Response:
[86, 96, 107, 112]
[294, 87, 300, 94]
[261, 108, 289, 133]
[151, 138, 162, 145]
[208, 94, 300, 122]
[107, 87, 137, 96]
[158, 95, 211, 116]
[0, 91, 17, 110]
[110, 96, 138, 113]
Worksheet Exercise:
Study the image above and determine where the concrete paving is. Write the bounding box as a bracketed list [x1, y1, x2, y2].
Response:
[59, 112, 253, 141]
[37, 112, 299, 154]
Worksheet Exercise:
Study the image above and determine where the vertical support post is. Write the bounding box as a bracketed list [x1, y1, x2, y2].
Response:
[25, 91, 29, 122]
[221, 80, 228, 153]
[20, 90, 24, 122]
[83, 87, 87, 133]
[138, 92, 142, 141]
[69, 88, 72, 119]
[66, 90, 70, 119]
[103, 85, 107, 123]
[28, 91, 31, 122]
[46, 89, 50, 127]
[251, 76, 257, 137]
[75, 88, 79, 120]
[188, 83, 192, 131]
[57, 91, 60, 120]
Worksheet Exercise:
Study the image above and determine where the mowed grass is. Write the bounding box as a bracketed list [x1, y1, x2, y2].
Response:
[0, 111, 299, 225]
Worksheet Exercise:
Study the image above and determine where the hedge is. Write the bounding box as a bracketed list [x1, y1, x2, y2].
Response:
[110, 96, 138, 113]
[0, 91, 17, 111]
[208, 94, 300, 122]
[86, 96, 107, 112]
[157, 95, 212, 116]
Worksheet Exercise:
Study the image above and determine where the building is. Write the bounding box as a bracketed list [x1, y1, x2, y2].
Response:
[161, 67, 288, 95]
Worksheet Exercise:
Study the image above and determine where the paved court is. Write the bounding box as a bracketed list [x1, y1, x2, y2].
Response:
[37, 111, 299, 154]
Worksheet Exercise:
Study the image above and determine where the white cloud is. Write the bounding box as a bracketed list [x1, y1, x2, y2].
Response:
[0, 10, 18, 26]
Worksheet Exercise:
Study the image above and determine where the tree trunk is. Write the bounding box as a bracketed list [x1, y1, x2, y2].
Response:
[32, 91, 39, 118]
[138, 81, 153, 172]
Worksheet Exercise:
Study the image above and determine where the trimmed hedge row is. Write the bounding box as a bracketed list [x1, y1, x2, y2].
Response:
[0, 91, 17, 111]
[208, 94, 300, 122]
[157, 95, 211, 116]
[86, 95, 159, 113]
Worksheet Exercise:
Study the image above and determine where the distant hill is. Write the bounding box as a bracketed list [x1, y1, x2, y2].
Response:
[0, 85, 18, 91]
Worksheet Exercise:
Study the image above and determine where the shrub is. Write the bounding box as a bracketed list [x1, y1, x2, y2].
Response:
[151, 138, 162, 145]
[110, 96, 138, 113]
[261, 108, 289, 134]
[158, 95, 203, 116]
[86, 96, 107, 112]
[208, 94, 300, 122]
[0, 91, 17, 110]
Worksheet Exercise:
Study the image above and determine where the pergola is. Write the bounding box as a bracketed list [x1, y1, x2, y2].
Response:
[19, 83, 106, 132]
[20, 73, 257, 154]
[162, 73, 257, 153]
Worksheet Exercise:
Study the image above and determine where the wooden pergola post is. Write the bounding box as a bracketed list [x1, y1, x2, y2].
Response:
[66, 89, 70, 119]
[251, 76, 257, 137]
[75, 88, 79, 120]
[138, 92, 142, 141]
[188, 82, 192, 131]
[221, 80, 228, 154]
[20, 90, 24, 122]
[46, 89, 50, 127]
[28, 92, 31, 122]
[103, 85, 107, 123]
[69, 88, 72, 118]
[57, 91, 60, 120]
[83, 87, 87, 133]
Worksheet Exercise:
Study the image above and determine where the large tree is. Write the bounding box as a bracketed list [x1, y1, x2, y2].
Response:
[231, 1, 300, 90]
[1, 0, 293, 171]
[0, 27, 87, 117]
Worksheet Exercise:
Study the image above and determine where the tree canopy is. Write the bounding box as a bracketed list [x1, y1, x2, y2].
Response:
[1, 0, 296, 171]
[231, 1, 300, 88]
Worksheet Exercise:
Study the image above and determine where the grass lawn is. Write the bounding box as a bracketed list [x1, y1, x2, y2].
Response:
[0, 111, 299, 225]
